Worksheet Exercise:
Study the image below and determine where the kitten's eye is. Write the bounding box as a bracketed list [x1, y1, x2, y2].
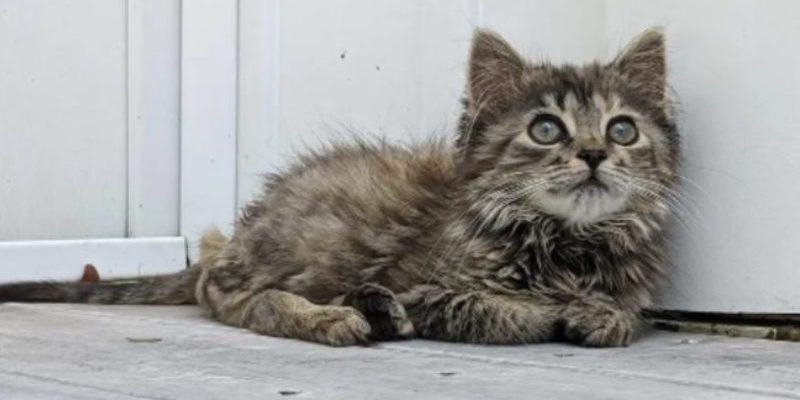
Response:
[528, 115, 566, 145]
[606, 117, 639, 145]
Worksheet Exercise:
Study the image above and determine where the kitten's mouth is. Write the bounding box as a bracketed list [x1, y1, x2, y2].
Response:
[569, 175, 608, 193]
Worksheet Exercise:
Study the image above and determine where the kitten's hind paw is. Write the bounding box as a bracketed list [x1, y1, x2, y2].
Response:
[343, 283, 415, 341]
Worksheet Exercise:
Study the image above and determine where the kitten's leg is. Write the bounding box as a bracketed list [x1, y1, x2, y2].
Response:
[197, 263, 371, 346]
[559, 294, 639, 347]
[341, 283, 414, 340]
[242, 289, 372, 346]
[399, 286, 559, 344]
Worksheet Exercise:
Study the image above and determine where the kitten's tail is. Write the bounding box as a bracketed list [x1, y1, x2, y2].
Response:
[0, 228, 231, 305]
[0, 268, 201, 304]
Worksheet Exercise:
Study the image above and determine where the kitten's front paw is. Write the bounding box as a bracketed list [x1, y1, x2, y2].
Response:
[560, 298, 636, 347]
[344, 283, 414, 340]
[307, 306, 372, 346]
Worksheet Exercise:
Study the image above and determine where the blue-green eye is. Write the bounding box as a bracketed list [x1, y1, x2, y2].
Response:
[606, 117, 639, 145]
[528, 115, 566, 145]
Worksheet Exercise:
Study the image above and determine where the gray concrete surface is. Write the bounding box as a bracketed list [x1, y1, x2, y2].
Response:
[0, 303, 799, 400]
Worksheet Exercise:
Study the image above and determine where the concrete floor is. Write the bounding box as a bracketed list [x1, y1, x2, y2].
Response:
[1, 304, 799, 400]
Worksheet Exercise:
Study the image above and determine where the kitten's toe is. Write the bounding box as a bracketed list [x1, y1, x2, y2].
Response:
[561, 298, 635, 348]
[308, 306, 372, 346]
[344, 283, 415, 340]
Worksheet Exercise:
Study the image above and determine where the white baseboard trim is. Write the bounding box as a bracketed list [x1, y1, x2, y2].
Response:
[0, 237, 187, 283]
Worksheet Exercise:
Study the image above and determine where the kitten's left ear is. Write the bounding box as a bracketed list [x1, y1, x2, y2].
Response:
[612, 27, 667, 101]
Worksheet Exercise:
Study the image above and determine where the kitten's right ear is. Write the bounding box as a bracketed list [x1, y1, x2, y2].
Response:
[611, 27, 667, 101]
[468, 29, 526, 119]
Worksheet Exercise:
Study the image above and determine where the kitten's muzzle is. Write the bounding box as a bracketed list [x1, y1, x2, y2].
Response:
[565, 168, 610, 193]
[569, 176, 609, 193]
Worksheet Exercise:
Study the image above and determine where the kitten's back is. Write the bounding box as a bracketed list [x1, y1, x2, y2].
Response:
[230, 140, 459, 302]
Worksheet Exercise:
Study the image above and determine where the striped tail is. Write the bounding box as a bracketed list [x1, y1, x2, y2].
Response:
[0, 267, 200, 305]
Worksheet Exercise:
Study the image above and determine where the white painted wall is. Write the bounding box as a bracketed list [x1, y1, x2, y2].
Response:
[236, 0, 478, 207]
[0, 0, 180, 241]
[127, 0, 181, 238]
[606, 0, 800, 313]
[179, 0, 239, 248]
[0, 0, 128, 241]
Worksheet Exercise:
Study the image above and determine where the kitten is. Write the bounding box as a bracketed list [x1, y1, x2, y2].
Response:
[0, 28, 679, 347]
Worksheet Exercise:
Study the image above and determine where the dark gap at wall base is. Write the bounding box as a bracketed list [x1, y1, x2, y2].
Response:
[644, 309, 800, 342]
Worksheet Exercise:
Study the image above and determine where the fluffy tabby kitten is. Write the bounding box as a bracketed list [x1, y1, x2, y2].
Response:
[0, 28, 679, 347]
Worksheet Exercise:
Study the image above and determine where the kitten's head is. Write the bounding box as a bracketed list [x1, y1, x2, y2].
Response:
[457, 28, 679, 224]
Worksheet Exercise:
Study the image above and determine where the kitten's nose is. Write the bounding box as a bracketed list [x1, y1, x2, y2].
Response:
[577, 149, 607, 170]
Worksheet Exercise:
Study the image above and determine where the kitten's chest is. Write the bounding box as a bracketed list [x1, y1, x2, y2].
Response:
[489, 230, 616, 291]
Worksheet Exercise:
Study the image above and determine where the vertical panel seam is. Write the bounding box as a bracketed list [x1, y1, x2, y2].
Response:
[234, 0, 242, 216]
[124, 0, 132, 238]
[177, 0, 185, 238]
[269, 0, 281, 185]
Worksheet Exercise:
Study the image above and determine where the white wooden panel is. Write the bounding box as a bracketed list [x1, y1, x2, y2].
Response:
[180, 0, 239, 258]
[0, 0, 128, 240]
[236, 0, 478, 205]
[237, 0, 280, 207]
[481, 0, 607, 64]
[606, 0, 800, 313]
[277, 0, 471, 145]
[0, 237, 186, 283]
[127, 0, 181, 237]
